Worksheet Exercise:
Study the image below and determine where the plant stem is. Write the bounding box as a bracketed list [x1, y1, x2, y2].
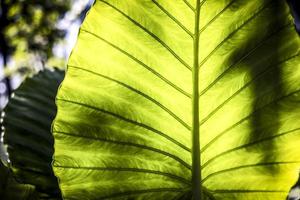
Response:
[192, 0, 202, 199]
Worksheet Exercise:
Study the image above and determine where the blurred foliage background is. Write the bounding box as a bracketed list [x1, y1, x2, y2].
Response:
[0, 0, 93, 109]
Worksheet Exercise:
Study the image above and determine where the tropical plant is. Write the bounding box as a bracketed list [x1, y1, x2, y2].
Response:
[51, 0, 300, 199]
[1, 69, 64, 199]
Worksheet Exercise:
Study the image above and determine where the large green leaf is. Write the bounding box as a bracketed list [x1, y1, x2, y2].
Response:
[1, 69, 64, 199]
[52, 0, 300, 199]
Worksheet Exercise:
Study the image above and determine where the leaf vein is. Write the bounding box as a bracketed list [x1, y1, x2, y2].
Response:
[98, 0, 192, 71]
[199, 0, 235, 33]
[199, 1, 272, 69]
[56, 98, 191, 153]
[98, 188, 185, 199]
[201, 89, 300, 155]
[210, 189, 286, 194]
[202, 161, 300, 184]
[199, 23, 292, 98]
[80, 29, 191, 98]
[152, 0, 193, 38]
[68, 65, 191, 131]
[201, 127, 300, 170]
[182, 0, 195, 12]
[54, 165, 191, 185]
[199, 51, 299, 126]
[54, 130, 191, 170]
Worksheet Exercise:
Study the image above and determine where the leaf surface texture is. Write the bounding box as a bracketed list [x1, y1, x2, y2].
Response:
[53, 0, 300, 199]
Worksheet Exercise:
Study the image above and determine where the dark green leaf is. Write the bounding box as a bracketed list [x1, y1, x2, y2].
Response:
[2, 69, 64, 199]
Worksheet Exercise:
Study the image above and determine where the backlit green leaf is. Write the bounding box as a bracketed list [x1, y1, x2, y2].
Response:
[52, 0, 300, 199]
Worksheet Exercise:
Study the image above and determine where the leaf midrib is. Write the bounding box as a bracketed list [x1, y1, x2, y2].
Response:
[192, 0, 202, 199]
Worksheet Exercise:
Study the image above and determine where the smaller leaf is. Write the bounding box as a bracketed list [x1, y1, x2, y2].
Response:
[1, 69, 64, 199]
[0, 161, 39, 200]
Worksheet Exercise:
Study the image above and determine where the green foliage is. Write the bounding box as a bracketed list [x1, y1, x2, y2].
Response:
[52, 0, 300, 199]
[1, 0, 299, 199]
[1, 69, 64, 199]
[0, 161, 39, 200]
